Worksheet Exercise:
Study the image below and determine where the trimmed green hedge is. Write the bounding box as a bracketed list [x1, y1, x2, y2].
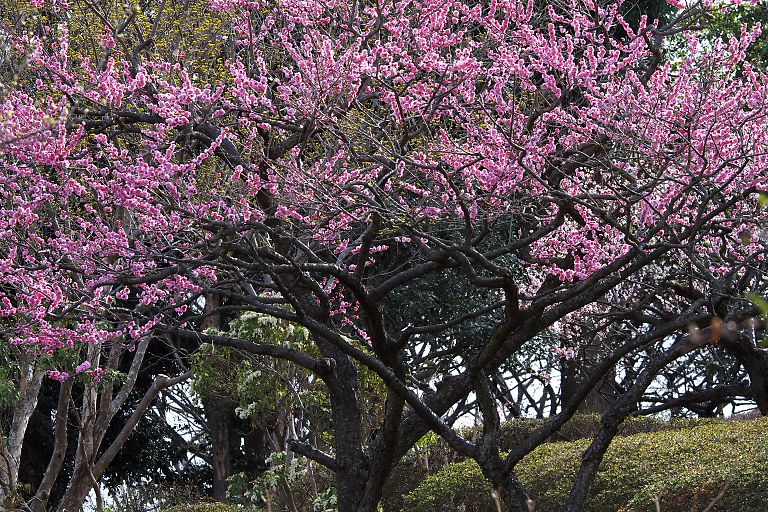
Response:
[163, 504, 241, 512]
[403, 418, 768, 512]
[382, 414, 718, 511]
[478, 414, 727, 451]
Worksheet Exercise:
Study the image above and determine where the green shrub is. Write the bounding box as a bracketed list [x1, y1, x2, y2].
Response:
[400, 458, 494, 512]
[163, 504, 242, 512]
[491, 414, 720, 450]
[385, 414, 714, 510]
[403, 418, 768, 512]
[380, 457, 431, 512]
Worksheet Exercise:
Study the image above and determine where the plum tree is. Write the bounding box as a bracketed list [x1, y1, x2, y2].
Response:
[2, 0, 768, 511]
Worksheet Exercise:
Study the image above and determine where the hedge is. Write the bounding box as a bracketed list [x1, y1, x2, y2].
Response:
[402, 418, 768, 512]
[472, 414, 720, 449]
[164, 504, 241, 512]
[381, 414, 718, 511]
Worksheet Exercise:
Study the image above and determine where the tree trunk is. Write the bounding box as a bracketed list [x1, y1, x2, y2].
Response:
[56, 372, 190, 512]
[353, 457, 393, 512]
[562, 336, 704, 512]
[479, 458, 533, 512]
[561, 345, 616, 415]
[494, 479, 535, 512]
[719, 335, 768, 415]
[199, 292, 236, 502]
[331, 401, 368, 512]
[317, 338, 368, 512]
[203, 395, 236, 501]
[0, 356, 44, 504]
[30, 380, 73, 512]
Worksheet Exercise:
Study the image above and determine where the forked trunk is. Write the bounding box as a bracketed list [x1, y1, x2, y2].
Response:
[492, 477, 535, 512]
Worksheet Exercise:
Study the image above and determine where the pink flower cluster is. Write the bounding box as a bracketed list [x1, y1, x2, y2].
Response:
[1, 0, 767, 363]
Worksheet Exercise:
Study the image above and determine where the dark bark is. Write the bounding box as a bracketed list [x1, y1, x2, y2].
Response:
[357, 391, 405, 511]
[199, 293, 236, 502]
[561, 345, 617, 415]
[719, 336, 768, 415]
[474, 372, 532, 512]
[494, 478, 535, 512]
[323, 349, 368, 512]
[562, 415, 625, 512]
[203, 395, 237, 501]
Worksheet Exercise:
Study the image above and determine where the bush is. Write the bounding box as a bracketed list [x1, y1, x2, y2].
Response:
[380, 457, 432, 512]
[490, 414, 721, 450]
[400, 458, 493, 512]
[163, 504, 242, 512]
[384, 414, 714, 510]
[105, 482, 210, 512]
[403, 418, 768, 512]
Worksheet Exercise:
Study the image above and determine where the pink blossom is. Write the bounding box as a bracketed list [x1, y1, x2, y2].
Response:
[75, 361, 91, 374]
[46, 370, 70, 382]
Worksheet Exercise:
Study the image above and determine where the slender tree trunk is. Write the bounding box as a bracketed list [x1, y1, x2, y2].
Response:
[199, 292, 236, 502]
[352, 453, 393, 511]
[562, 336, 704, 512]
[56, 463, 93, 512]
[30, 380, 73, 512]
[0, 355, 44, 503]
[479, 456, 533, 512]
[203, 395, 235, 501]
[56, 371, 190, 512]
[343, 380, 401, 510]
[472, 373, 535, 512]
[562, 422, 622, 512]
